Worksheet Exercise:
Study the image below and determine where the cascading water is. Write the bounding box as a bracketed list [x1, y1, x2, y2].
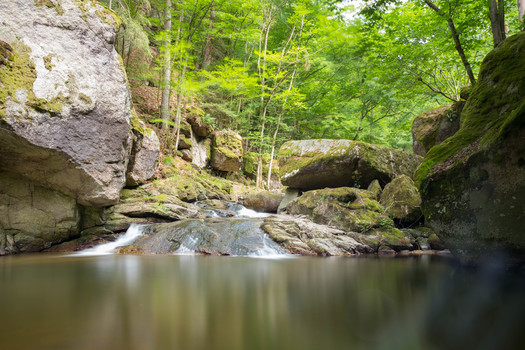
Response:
[74, 224, 145, 256]
[75, 203, 288, 258]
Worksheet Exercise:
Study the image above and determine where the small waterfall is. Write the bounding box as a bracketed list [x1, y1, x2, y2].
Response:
[234, 206, 271, 218]
[248, 234, 291, 259]
[74, 224, 145, 256]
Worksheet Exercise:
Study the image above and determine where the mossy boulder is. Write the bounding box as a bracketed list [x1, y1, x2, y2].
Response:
[241, 191, 284, 213]
[415, 32, 525, 266]
[211, 130, 243, 172]
[278, 139, 422, 190]
[379, 175, 422, 226]
[412, 102, 463, 156]
[286, 187, 394, 233]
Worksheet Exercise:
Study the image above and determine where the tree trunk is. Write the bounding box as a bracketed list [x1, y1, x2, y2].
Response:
[255, 8, 273, 189]
[489, 0, 506, 48]
[519, 0, 525, 22]
[202, 5, 215, 70]
[160, 0, 172, 128]
[424, 1, 476, 85]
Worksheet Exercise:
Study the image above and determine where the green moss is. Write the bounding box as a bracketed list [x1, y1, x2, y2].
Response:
[415, 32, 525, 187]
[78, 93, 92, 105]
[34, 0, 64, 15]
[43, 54, 55, 71]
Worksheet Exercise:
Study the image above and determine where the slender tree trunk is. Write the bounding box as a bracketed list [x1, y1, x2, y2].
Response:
[202, 5, 215, 70]
[424, 0, 476, 85]
[519, 0, 525, 22]
[160, 0, 172, 128]
[109, 0, 112, 10]
[255, 8, 273, 189]
[173, 8, 185, 152]
[489, 0, 506, 47]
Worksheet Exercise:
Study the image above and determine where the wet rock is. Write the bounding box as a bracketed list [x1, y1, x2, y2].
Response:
[0, 0, 132, 207]
[262, 215, 373, 256]
[211, 130, 243, 172]
[379, 175, 423, 226]
[128, 218, 287, 256]
[416, 32, 525, 267]
[126, 120, 160, 186]
[241, 191, 284, 213]
[278, 139, 422, 190]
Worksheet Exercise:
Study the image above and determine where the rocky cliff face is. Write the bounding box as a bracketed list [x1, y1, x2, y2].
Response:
[0, 0, 132, 207]
[0, 0, 155, 254]
[416, 32, 525, 267]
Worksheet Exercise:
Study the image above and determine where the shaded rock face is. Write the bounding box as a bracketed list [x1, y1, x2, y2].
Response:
[210, 130, 243, 172]
[278, 139, 422, 190]
[0, 173, 79, 254]
[380, 175, 422, 226]
[412, 103, 463, 156]
[187, 114, 213, 138]
[416, 32, 525, 266]
[0, 0, 132, 207]
[126, 121, 160, 186]
[241, 191, 284, 213]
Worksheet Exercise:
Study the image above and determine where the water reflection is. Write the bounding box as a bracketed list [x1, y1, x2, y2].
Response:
[0, 255, 524, 350]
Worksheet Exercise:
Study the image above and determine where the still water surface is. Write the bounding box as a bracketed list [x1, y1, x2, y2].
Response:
[0, 254, 524, 350]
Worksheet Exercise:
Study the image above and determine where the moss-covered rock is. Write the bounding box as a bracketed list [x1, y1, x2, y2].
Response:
[379, 175, 422, 226]
[211, 130, 243, 172]
[286, 187, 394, 233]
[412, 102, 463, 156]
[416, 32, 525, 267]
[262, 215, 373, 256]
[278, 139, 422, 190]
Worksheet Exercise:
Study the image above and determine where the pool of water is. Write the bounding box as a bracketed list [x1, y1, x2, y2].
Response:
[0, 254, 523, 350]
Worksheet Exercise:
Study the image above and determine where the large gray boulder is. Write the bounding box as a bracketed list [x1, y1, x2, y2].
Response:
[0, 0, 132, 206]
[278, 139, 422, 190]
[416, 32, 525, 267]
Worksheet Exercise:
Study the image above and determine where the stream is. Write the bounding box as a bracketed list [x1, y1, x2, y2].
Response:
[0, 205, 524, 349]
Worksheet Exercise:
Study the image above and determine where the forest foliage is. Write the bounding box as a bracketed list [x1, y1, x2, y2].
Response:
[100, 0, 524, 158]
